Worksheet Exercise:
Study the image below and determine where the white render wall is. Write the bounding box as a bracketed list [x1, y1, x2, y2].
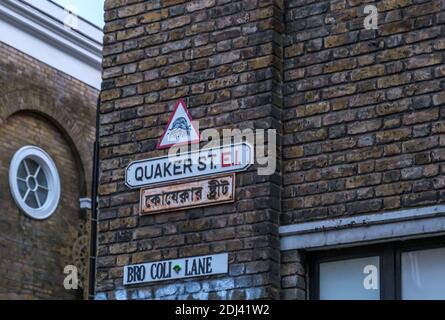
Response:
[0, 0, 102, 89]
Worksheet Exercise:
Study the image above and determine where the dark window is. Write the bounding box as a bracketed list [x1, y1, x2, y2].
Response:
[308, 236, 445, 300]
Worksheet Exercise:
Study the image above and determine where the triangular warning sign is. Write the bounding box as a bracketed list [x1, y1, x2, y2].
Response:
[157, 98, 200, 149]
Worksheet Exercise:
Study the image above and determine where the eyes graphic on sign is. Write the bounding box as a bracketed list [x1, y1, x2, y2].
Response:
[167, 117, 191, 142]
[157, 99, 200, 149]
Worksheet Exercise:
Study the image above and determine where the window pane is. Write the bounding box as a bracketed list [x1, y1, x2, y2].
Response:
[36, 188, 48, 205]
[36, 169, 48, 188]
[18, 162, 27, 179]
[25, 191, 39, 208]
[26, 158, 39, 175]
[18, 180, 27, 198]
[319, 256, 380, 300]
[402, 247, 445, 300]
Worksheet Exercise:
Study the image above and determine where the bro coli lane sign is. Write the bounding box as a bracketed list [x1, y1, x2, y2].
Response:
[123, 253, 229, 285]
[125, 142, 253, 188]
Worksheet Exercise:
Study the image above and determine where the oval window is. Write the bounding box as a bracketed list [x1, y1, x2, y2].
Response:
[9, 146, 61, 219]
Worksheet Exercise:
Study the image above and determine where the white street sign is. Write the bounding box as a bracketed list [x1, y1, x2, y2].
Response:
[123, 253, 229, 285]
[125, 142, 253, 189]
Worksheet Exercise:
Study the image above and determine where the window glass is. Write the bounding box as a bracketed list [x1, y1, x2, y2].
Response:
[401, 247, 445, 300]
[9, 146, 61, 219]
[18, 161, 27, 179]
[319, 256, 380, 300]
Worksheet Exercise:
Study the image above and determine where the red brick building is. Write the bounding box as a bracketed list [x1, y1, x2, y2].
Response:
[0, 0, 101, 299]
[96, 0, 445, 300]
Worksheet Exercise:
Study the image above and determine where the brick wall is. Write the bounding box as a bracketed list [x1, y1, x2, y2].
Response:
[98, 0, 445, 300]
[98, 0, 284, 300]
[0, 42, 98, 192]
[280, 250, 306, 299]
[282, 0, 445, 224]
[279, 0, 445, 299]
[0, 42, 98, 299]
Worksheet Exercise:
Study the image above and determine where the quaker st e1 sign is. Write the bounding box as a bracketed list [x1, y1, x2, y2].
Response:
[125, 142, 253, 188]
[125, 98, 254, 189]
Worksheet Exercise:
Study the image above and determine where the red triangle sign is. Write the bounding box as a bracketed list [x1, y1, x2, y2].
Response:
[157, 98, 200, 149]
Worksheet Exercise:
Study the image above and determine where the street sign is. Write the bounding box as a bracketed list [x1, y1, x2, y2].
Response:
[157, 98, 200, 149]
[125, 142, 253, 189]
[140, 174, 235, 215]
[123, 253, 229, 285]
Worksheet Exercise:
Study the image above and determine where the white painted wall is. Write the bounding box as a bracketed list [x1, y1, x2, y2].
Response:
[0, 0, 102, 89]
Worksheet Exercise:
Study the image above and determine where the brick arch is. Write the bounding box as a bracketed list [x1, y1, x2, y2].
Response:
[0, 87, 93, 196]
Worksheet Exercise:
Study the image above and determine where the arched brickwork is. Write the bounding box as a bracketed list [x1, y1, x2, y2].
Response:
[0, 41, 98, 300]
[0, 112, 88, 299]
[0, 86, 95, 196]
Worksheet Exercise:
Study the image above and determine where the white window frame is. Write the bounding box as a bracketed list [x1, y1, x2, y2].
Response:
[9, 146, 61, 220]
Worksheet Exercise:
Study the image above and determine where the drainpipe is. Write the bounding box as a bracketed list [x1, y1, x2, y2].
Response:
[88, 97, 100, 300]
